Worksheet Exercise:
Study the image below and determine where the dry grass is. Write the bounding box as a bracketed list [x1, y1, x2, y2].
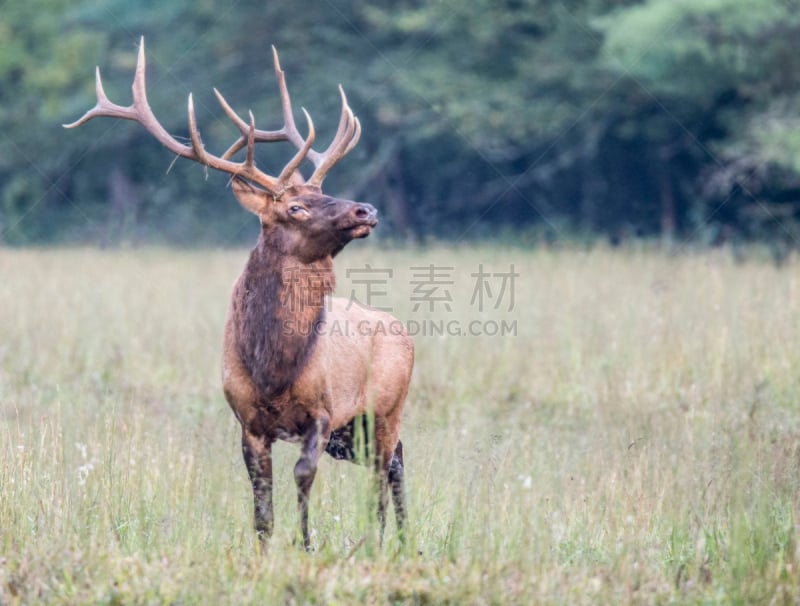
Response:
[1, 244, 799, 604]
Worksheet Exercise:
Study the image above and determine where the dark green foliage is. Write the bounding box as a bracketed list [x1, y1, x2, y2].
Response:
[2, 0, 800, 245]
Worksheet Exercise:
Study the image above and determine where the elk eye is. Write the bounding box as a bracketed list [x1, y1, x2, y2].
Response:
[289, 205, 304, 214]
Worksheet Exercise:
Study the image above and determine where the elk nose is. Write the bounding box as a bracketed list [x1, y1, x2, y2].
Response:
[353, 203, 378, 222]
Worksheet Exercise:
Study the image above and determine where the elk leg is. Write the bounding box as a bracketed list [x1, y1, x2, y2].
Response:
[389, 440, 406, 539]
[377, 440, 406, 544]
[377, 464, 390, 542]
[242, 428, 273, 548]
[294, 416, 330, 551]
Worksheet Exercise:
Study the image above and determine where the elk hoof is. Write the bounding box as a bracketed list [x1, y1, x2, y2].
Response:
[294, 458, 314, 482]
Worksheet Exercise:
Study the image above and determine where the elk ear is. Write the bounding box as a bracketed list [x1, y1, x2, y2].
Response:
[230, 178, 270, 215]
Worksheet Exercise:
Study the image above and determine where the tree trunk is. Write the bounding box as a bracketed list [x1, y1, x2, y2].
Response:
[660, 164, 676, 250]
[103, 166, 140, 247]
[382, 153, 412, 238]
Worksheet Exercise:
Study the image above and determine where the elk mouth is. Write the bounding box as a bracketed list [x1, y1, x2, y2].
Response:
[341, 217, 378, 239]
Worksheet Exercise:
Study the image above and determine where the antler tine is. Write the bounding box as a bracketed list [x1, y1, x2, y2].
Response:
[128, 39, 194, 157]
[271, 46, 306, 150]
[277, 108, 316, 184]
[344, 116, 362, 156]
[187, 93, 280, 191]
[245, 111, 257, 170]
[215, 87, 287, 160]
[187, 93, 210, 166]
[63, 66, 134, 128]
[307, 85, 361, 187]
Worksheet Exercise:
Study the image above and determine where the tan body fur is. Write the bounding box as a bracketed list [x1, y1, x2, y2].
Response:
[223, 296, 413, 446]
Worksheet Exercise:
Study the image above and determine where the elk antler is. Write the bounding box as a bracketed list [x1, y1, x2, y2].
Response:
[64, 37, 360, 194]
[211, 46, 361, 188]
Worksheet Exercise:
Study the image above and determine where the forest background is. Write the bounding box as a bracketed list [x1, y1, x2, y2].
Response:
[3, 0, 800, 251]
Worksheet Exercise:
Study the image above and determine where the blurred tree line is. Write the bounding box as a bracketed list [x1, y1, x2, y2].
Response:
[2, 0, 800, 248]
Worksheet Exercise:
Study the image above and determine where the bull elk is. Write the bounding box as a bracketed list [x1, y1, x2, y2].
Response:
[65, 38, 413, 550]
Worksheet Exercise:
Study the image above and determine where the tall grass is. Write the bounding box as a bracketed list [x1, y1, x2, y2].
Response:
[1, 245, 799, 604]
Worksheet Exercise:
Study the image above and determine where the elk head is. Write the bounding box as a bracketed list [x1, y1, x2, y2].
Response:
[64, 37, 376, 260]
[230, 180, 377, 262]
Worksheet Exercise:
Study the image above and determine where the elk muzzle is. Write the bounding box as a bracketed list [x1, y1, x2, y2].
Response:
[341, 202, 378, 239]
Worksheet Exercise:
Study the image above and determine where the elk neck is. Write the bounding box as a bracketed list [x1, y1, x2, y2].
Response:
[233, 225, 336, 402]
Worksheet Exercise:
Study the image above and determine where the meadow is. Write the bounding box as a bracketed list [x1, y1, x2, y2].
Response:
[1, 244, 799, 604]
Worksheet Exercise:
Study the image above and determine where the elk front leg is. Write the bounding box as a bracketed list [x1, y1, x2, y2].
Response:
[242, 428, 273, 547]
[294, 416, 330, 551]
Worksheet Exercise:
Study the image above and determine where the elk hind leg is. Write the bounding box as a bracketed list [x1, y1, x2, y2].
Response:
[388, 440, 406, 540]
[375, 424, 406, 544]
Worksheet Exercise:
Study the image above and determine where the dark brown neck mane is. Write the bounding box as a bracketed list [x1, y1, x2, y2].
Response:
[234, 227, 335, 402]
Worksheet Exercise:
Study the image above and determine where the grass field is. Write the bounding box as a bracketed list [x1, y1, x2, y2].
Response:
[2, 244, 800, 604]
